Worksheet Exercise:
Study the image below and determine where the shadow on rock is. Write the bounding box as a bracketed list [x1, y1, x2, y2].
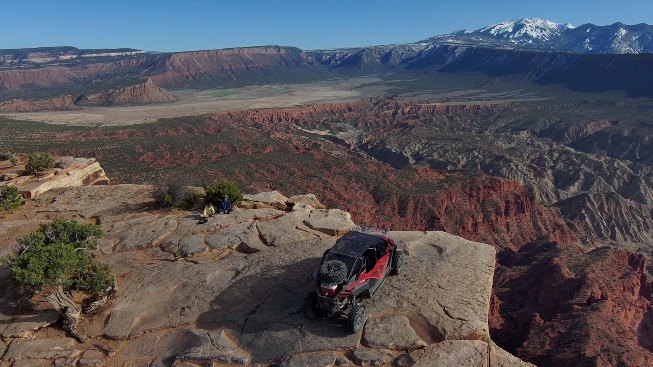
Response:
[197, 257, 362, 363]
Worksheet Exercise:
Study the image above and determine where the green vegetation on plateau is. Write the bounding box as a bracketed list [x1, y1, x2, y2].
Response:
[3, 218, 114, 295]
[0, 185, 23, 213]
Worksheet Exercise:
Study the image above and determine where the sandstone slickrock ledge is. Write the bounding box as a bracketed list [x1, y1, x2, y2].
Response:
[242, 190, 290, 210]
[0, 310, 60, 338]
[304, 209, 358, 236]
[362, 315, 427, 350]
[0, 156, 110, 199]
[407, 340, 489, 367]
[0, 184, 532, 366]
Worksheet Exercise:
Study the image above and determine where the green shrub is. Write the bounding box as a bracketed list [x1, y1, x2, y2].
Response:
[3, 218, 113, 295]
[0, 185, 23, 213]
[204, 181, 243, 206]
[25, 152, 58, 175]
[0, 152, 17, 166]
[180, 188, 205, 209]
[35, 217, 103, 248]
[152, 185, 174, 208]
[152, 182, 205, 209]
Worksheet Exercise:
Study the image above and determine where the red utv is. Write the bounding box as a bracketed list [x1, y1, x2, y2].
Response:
[304, 231, 403, 333]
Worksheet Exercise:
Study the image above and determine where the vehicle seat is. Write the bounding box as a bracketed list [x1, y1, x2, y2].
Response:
[375, 245, 386, 259]
[364, 249, 377, 271]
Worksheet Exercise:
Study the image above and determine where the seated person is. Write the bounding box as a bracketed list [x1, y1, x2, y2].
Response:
[199, 203, 216, 223]
[218, 195, 233, 214]
[364, 248, 377, 271]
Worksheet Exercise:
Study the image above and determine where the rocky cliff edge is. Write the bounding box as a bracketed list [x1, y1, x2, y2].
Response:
[0, 177, 533, 366]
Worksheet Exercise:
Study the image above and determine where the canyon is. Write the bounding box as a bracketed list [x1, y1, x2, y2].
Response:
[3, 91, 653, 365]
[1, 26, 653, 366]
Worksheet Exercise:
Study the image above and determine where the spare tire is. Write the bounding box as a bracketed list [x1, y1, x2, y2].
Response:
[319, 259, 348, 284]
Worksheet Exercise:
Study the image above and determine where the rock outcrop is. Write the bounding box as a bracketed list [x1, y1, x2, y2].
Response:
[0, 95, 78, 112]
[0, 184, 530, 366]
[150, 46, 316, 88]
[0, 79, 175, 111]
[492, 240, 653, 367]
[0, 156, 109, 199]
[0, 46, 317, 103]
[75, 79, 176, 106]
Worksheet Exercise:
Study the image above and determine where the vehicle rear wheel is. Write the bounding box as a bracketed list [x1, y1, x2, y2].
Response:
[348, 303, 366, 333]
[319, 259, 348, 284]
[391, 251, 403, 276]
[303, 292, 319, 319]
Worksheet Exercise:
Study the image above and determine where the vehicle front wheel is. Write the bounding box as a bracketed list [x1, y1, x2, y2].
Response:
[348, 304, 366, 333]
[303, 292, 319, 319]
[391, 251, 403, 276]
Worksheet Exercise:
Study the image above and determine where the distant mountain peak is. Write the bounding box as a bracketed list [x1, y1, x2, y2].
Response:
[423, 18, 652, 54]
[479, 18, 575, 42]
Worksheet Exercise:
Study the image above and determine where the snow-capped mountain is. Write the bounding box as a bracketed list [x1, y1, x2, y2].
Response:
[423, 18, 653, 54]
[557, 22, 653, 54]
[477, 18, 575, 43]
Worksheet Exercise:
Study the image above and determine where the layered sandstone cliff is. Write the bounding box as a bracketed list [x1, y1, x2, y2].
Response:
[150, 46, 315, 88]
[76, 79, 176, 106]
[0, 46, 316, 104]
[0, 95, 78, 112]
[0, 156, 109, 198]
[0, 80, 176, 112]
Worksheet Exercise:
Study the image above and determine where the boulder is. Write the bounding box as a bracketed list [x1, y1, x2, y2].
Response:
[408, 340, 488, 367]
[205, 221, 267, 253]
[242, 191, 289, 210]
[0, 172, 19, 181]
[362, 315, 427, 350]
[290, 202, 315, 212]
[78, 349, 107, 367]
[256, 211, 320, 246]
[12, 360, 53, 367]
[279, 351, 337, 367]
[303, 209, 358, 236]
[1, 309, 61, 338]
[2, 337, 78, 361]
[288, 194, 325, 209]
[175, 329, 249, 365]
[11, 157, 110, 199]
[350, 348, 393, 366]
[0, 340, 6, 358]
[208, 329, 239, 353]
[161, 233, 207, 257]
[490, 342, 536, 367]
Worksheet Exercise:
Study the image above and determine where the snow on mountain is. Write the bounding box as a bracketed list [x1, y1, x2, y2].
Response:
[609, 27, 639, 53]
[479, 18, 574, 42]
[423, 18, 653, 54]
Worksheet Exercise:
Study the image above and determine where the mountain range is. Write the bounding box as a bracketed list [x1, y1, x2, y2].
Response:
[1, 18, 651, 70]
[424, 18, 653, 54]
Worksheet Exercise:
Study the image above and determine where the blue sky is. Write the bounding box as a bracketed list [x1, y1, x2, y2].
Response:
[1, 0, 651, 52]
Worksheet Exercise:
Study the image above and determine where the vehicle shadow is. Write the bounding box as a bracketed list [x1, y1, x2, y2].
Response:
[196, 257, 361, 363]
